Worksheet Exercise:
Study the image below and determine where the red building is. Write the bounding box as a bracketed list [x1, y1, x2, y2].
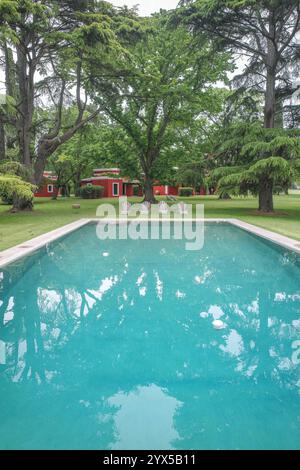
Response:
[35, 171, 60, 198]
[35, 168, 210, 199]
[153, 185, 179, 196]
[81, 168, 183, 198]
[81, 168, 143, 198]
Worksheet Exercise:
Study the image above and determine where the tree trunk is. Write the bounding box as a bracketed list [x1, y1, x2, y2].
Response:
[259, 10, 276, 210]
[219, 192, 231, 200]
[33, 151, 47, 184]
[258, 181, 273, 212]
[11, 195, 33, 212]
[143, 175, 157, 203]
[16, 41, 35, 167]
[264, 10, 277, 129]
[74, 170, 82, 196]
[0, 119, 5, 161]
[264, 67, 276, 128]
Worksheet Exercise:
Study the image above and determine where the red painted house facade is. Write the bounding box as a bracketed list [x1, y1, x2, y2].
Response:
[153, 185, 179, 196]
[81, 169, 143, 198]
[36, 168, 211, 198]
[80, 168, 209, 198]
[35, 171, 60, 198]
[81, 168, 182, 198]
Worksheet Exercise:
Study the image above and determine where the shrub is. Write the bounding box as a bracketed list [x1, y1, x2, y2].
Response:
[79, 185, 104, 199]
[0, 174, 36, 210]
[179, 187, 193, 197]
[132, 185, 140, 196]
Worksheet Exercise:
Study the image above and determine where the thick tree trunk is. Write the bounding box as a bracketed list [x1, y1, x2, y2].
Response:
[264, 10, 277, 129]
[34, 151, 47, 184]
[33, 108, 100, 184]
[16, 37, 35, 168]
[11, 195, 33, 212]
[143, 175, 157, 204]
[259, 10, 276, 210]
[258, 181, 273, 212]
[264, 68, 276, 129]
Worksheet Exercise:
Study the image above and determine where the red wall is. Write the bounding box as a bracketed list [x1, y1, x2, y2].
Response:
[35, 184, 59, 198]
[154, 185, 178, 196]
[82, 178, 123, 198]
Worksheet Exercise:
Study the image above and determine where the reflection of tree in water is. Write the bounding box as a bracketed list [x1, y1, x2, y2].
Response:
[0, 224, 300, 449]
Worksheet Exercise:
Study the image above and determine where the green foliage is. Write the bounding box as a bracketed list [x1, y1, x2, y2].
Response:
[207, 119, 300, 204]
[218, 157, 294, 195]
[179, 187, 194, 197]
[78, 185, 104, 199]
[176, 160, 205, 190]
[0, 161, 32, 180]
[89, 10, 231, 201]
[132, 185, 140, 196]
[0, 174, 36, 207]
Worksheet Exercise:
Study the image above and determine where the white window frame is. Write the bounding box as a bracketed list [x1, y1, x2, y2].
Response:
[112, 182, 119, 197]
[47, 184, 54, 193]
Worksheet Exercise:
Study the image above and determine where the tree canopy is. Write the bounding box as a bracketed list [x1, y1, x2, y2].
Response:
[0, 0, 299, 211]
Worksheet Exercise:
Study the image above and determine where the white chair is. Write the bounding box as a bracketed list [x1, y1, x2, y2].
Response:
[177, 202, 188, 215]
[140, 202, 150, 214]
[121, 201, 131, 215]
[159, 201, 169, 215]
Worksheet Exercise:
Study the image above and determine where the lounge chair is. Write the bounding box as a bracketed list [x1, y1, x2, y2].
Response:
[121, 201, 131, 216]
[158, 201, 169, 215]
[140, 202, 150, 214]
[177, 202, 188, 215]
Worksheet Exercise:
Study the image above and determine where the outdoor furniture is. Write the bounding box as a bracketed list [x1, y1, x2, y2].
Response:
[177, 202, 188, 215]
[121, 201, 131, 215]
[140, 201, 150, 214]
[158, 201, 169, 215]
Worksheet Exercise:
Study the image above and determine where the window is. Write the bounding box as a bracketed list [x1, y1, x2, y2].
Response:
[112, 182, 119, 197]
[47, 184, 54, 193]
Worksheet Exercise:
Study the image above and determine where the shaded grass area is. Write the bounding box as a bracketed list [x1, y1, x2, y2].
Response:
[0, 194, 299, 251]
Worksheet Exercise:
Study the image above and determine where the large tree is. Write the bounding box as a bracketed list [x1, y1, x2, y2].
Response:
[0, 0, 137, 190]
[90, 12, 229, 202]
[209, 122, 300, 210]
[177, 0, 300, 211]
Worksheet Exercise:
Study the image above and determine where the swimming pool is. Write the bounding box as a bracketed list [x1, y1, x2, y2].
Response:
[0, 222, 300, 450]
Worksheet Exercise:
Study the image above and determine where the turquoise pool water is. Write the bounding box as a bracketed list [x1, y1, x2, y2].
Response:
[0, 222, 300, 450]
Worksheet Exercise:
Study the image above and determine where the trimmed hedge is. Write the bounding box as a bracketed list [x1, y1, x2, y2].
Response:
[178, 187, 193, 197]
[79, 185, 104, 199]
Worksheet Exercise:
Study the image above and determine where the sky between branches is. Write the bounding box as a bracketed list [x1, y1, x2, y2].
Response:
[110, 0, 179, 16]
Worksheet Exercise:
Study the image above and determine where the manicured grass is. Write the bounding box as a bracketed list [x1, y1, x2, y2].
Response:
[0, 194, 299, 251]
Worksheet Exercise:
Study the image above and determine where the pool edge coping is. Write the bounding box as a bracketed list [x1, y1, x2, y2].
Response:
[0, 219, 91, 268]
[0, 217, 299, 268]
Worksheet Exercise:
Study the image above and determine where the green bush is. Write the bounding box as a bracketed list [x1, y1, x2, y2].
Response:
[132, 185, 140, 196]
[79, 185, 104, 199]
[0, 174, 36, 210]
[178, 187, 193, 197]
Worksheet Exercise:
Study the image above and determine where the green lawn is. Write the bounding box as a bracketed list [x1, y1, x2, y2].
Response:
[0, 194, 299, 251]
